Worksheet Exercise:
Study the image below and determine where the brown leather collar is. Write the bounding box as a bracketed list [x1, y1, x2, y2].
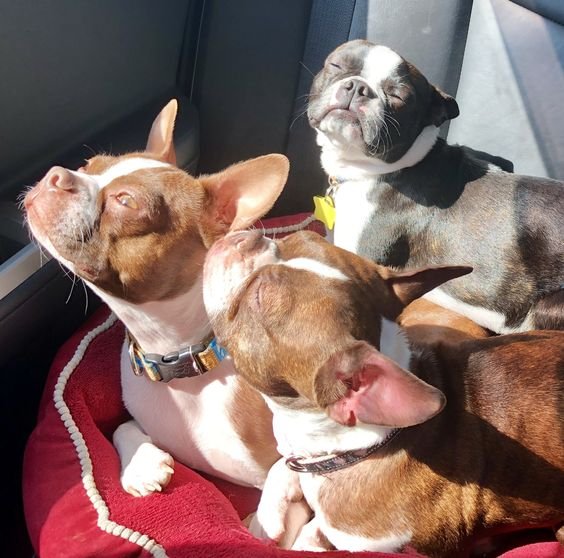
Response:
[126, 330, 228, 382]
[285, 428, 401, 474]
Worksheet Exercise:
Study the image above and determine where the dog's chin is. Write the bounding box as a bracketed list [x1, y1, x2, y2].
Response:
[318, 109, 366, 147]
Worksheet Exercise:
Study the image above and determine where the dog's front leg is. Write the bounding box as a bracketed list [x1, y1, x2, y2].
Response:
[113, 419, 174, 497]
[248, 457, 312, 548]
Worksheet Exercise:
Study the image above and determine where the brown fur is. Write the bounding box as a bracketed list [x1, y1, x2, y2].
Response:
[229, 379, 280, 471]
[25, 100, 290, 489]
[399, 298, 492, 344]
[322, 331, 564, 557]
[213, 231, 470, 404]
[206, 230, 564, 557]
[26, 153, 210, 303]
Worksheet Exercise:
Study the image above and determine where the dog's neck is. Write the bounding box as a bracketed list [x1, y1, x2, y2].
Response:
[266, 318, 412, 458]
[318, 125, 439, 182]
[89, 276, 211, 355]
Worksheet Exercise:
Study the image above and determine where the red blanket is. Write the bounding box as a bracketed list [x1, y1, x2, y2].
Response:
[22, 214, 561, 558]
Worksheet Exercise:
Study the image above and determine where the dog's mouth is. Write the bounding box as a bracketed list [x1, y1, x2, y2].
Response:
[313, 104, 372, 150]
[314, 99, 401, 159]
[311, 105, 361, 129]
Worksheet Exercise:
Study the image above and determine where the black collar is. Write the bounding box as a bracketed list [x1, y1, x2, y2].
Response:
[126, 330, 227, 382]
[285, 428, 401, 474]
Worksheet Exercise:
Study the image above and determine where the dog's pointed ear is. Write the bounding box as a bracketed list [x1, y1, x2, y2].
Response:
[200, 154, 289, 239]
[382, 265, 472, 308]
[146, 99, 178, 165]
[427, 85, 459, 127]
[315, 341, 445, 428]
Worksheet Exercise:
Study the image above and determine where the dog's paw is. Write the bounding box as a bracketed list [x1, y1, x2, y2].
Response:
[120, 442, 174, 497]
[248, 491, 311, 548]
[248, 511, 278, 540]
[291, 518, 331, 552]
[291, 540, 328, 552]
[248, 458, 312, 547]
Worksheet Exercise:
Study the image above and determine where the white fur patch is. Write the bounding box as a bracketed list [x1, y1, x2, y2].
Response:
[291, 516, 328, 551]
[362, 45, 403, 87]
[322, 522, 412, 553]
[319, 124, 439, 180]
[264, 396, 394, 458]
[324, 45, 402, 117]
[282, 258, 348, 281]
[423, 287, 534, 334]
[89, 277, 210, 355]
[380, 318, 411, 370]
[90, 274, 272, 488]
[332, 179, 374, 253]
[85, 157, 171, 188]
[91, 275, 271, 488]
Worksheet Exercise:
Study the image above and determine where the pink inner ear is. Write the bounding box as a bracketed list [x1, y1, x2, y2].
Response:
[214, 181, 238, 227]
[327, 353, 445, 428]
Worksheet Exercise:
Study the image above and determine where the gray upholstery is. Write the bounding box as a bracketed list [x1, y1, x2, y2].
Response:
[0, 0, 195, 194]
[265, 0, 474, 215]
[350, 0, 472, 96]
[282, 0, 357, 216]
[512, 0, 564, 23]
[448, 0, 564, 179]
[193, 0, 312, 186]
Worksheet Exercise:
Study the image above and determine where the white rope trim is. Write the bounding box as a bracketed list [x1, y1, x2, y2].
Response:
[52, 312, 169, 558]
[261, 213, 319, 236]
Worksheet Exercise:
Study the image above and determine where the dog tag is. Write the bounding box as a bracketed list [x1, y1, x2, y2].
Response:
[313, 195, 336, 230]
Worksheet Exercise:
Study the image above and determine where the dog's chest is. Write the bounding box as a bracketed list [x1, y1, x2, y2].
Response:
[333, 180, 375, 253]
[333, 179, 417, 266]
[119, 347, 267, 487]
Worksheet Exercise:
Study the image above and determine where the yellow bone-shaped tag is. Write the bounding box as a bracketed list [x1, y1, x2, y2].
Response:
[313, 195, 336, 230]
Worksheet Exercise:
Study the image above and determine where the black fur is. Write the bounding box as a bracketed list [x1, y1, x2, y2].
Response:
[356, 140, 564, 330]
[308, 40, 563, 333]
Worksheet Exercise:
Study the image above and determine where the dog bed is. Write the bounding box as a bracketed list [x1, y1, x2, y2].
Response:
[23, 214, 561, 558]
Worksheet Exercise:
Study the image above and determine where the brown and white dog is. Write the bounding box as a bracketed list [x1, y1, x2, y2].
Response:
[203, 229, 564, 557]
[24, 100, 286, 495]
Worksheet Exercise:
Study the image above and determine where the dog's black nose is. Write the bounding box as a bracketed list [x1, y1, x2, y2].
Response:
[336, 78, 376, 108]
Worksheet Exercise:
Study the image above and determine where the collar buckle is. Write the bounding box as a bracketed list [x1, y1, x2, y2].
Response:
[126, 331, 226, 382]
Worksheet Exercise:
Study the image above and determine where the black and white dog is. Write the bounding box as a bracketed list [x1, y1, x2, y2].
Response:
[308, 39, 563, 333]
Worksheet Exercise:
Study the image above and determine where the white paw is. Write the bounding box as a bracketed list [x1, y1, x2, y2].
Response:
[291, 517, 330, 552]
[249, 496, 312, 548]
[291, 540, 328, 552]
[120, 442, 174, 497]
[246, 458, 313, 547]
[248, 511, 281, 541]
